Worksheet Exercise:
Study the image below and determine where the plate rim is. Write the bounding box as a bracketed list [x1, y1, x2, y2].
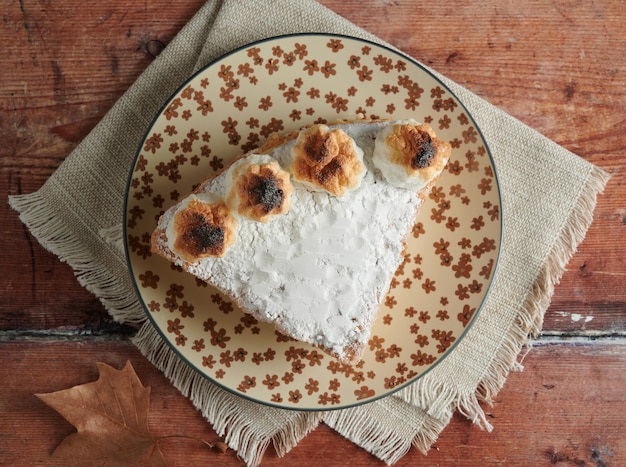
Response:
[123, 32, 503, 411]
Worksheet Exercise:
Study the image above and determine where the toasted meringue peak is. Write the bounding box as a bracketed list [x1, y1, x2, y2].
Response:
[291, 124, 365, 197]
[228, 155, 294, 222]
[373, 119, 451, 190]
[173, 198, 237, 260]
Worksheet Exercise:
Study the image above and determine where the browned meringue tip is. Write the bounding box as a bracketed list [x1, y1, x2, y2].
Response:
[230, 159, 293, 222]
[173, 199, 237, 260]
[387, 123, 449, 172]
[373, 121, 451, 190]
[291, 124, 365, 197]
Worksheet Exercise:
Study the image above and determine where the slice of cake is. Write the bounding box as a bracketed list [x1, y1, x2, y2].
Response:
[151, 119, 451, 364]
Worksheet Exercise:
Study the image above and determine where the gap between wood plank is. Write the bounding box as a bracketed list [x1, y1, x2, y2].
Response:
[1, 329, 625, 342]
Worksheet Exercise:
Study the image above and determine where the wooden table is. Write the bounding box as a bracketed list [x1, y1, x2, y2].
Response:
[3, 1, 625, 465]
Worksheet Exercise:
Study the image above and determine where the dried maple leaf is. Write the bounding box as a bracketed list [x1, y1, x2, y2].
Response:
[36, 361, 166, 465]
[37, 361, 228, 464]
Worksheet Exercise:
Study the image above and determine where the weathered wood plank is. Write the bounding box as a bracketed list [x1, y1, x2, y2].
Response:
[1, 0, 205, 332]
[1, 340, 624, 465]
[3, 3, 625, 466]
[2, 0, 624, 335]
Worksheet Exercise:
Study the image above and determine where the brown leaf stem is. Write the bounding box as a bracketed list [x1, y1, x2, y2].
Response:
[156, 434, 229, 453]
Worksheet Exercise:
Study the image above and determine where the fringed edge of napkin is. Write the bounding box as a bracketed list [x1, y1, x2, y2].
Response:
[324, 411, 413, 464]
[515, 165, 612, 340]
[323, 401, 451, 464]
[8, 192, 145, 325]
[132, 322, 323, 466]
[403, 164, 611, 434]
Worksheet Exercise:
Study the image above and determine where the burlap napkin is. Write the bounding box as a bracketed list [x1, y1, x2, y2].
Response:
[10, 1, 610, 465]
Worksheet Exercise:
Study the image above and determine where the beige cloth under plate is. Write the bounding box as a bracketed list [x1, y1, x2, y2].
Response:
[10, 1, 609, 465]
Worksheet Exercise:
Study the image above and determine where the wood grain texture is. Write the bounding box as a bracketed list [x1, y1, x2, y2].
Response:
[2, 0, 624, 335]
[1, 0, 625, 465]
[2, 0, 206, 332]
[2, 340, 624, 465]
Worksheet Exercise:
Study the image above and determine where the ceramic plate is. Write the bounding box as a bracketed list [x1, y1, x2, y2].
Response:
[124, 34, 501, 410]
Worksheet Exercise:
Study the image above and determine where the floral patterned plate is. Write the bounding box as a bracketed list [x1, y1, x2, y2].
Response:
[124, 34, 501, 410]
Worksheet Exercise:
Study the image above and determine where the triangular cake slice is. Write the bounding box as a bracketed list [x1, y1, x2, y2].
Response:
[151, 119, 450, 364]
